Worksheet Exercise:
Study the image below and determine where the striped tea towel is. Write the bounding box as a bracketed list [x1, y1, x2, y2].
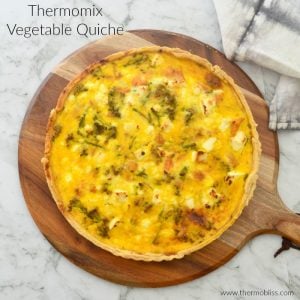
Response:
[213, 0, 300, 130]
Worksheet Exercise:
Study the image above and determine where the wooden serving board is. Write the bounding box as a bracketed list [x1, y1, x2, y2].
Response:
[18, 30, 300, 287]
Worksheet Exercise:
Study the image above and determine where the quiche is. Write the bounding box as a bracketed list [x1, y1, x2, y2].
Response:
[42, 46, 260, 261]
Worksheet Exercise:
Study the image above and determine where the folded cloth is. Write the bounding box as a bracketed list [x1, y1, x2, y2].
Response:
[213, 0, 300, 130]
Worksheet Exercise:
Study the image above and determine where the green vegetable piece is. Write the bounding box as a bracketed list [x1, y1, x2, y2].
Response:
[83, 140, 103, 149]
[106, 126, 117, 140]
[87, 209, 101, 222]
[163, 171, 175, 183]
[102, 182, 112, 195]
[154, 84, 177, 120]
[98, 219, 110, 238]
[174, 207, 183, 225]
[174, 184, 181, 196]
[220, 161, 231, 172]
[124, 54, 149, 67]
[65, 133, 74, 147]
[132, 107, 152, 124]
[94, 122, 106, 135]
[80, 148, 88, 156]
[108, 88, 123, 118]
[52, 124, 62, 141]
[73, 83, 88, 96]
[78, 114, 86, 129]
[129, 136, 136, 150]
[143, 202, 153, 213]
[184, 108, 195, 125]
[91, 66, 104, 79]
[136, 169, 148, 178]
[110, 165, 122, 175]
[182, 143, 197, 150]
[68, 198, 87, 214]
[150, 107, 161, 125]
[179, 166, 188, 178]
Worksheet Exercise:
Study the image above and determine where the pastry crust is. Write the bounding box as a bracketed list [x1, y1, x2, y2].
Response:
[42, 46, 261, 261]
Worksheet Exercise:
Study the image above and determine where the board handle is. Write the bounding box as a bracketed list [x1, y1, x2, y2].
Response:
[271, 202, 300, 246]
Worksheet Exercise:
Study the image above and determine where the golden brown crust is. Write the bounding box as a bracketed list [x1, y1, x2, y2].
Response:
[42, 46, 261, 261]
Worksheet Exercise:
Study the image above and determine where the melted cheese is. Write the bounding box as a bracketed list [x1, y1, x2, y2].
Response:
[48, 51, 254, 255]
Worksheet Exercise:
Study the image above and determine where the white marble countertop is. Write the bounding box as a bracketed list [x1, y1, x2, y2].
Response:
[1, 0, 300, 299]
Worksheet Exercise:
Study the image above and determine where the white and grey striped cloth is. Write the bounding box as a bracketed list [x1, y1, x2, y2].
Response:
[213, 0, 300, 130]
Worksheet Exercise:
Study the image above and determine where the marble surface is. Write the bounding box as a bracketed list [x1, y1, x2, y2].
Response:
[1, 0, 300, 299]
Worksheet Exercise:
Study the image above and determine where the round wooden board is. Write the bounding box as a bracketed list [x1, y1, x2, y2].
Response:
[18, 30, 300, 287]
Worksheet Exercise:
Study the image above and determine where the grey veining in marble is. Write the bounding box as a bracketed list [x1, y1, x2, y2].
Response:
[0, 0, 300, 299]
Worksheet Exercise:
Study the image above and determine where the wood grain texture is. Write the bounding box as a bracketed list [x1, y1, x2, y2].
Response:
[18, 30, 300, 287]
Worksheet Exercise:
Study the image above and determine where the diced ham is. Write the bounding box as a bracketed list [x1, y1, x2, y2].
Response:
[193, 171, 205, 181]
[126, 160, 138, 172]
[205, 72, 222, 88]
[196, 151, 207, 163]
[197, 82, 211, 92]
[214, 91, 224, 103]
[90, 185, 97, 193]
[156, 133, 165, 145]
[75, 188, 81, 196]
[132, 75, 147, 86]
[164, 156, 174, 173]
[227, 153, 238, 168]
[231, 118, 244, 136]
[164, 67, 185, 83]
[187, 210, 205, 226]
[117, 87, 130, 94]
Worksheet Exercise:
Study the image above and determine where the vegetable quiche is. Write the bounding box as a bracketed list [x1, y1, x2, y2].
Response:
[42, 46, 260, 261]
